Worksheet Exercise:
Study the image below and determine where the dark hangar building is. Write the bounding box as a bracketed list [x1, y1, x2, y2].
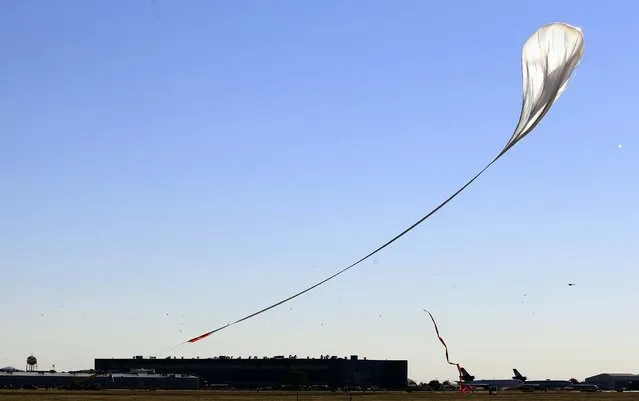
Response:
[95, 355, 408, 390]
[584, 373, 639, 391]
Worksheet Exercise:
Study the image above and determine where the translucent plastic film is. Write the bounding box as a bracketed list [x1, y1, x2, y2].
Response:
[501, 23, 585, 155]
[170, 22, 585, 350]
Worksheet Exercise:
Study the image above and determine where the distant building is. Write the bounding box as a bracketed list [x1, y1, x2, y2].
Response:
[584, 373, 639, 391]
[0, 371, 199, 390]
[95, 355, 408, 390]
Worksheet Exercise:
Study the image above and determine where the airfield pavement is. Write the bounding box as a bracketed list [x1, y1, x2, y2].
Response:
[2, 390, 639, 401]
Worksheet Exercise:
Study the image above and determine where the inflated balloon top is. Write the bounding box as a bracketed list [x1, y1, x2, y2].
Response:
[160, 22, 585, 351]
[502, 22, 584, 156]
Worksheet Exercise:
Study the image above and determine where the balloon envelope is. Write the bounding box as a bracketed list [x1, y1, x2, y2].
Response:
[170, 22, 586, 350]
[502, 22, 585, 155]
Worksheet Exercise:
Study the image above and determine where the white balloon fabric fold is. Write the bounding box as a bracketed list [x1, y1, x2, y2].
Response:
[172, 22, 585, 348]
[500, 22, 585, 157]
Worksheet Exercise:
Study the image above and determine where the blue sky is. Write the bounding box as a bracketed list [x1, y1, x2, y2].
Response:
[1, 0, 637, 381]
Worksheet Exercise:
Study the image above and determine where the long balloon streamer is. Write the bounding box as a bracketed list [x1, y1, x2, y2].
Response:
[171, 22, 585, 348]
[424, 309, 465, 393]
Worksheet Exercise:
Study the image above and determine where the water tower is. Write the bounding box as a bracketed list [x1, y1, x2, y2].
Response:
[26, 355, 38, 371]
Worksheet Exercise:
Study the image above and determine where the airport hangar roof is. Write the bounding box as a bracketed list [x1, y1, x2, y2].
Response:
[0, 372, 198, 379]
[586, 373, 639, 380]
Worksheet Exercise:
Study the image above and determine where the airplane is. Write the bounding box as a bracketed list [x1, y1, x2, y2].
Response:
[457, 367, 524, 394]
[512, 369, 600, 392]
[570, 383, 600, 392]
[512, 369, 573, 391]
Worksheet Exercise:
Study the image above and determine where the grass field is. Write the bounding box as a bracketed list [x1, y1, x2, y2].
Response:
[1, 390, 639, 401]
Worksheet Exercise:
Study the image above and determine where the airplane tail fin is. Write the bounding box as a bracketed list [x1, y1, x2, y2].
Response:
[460, 368, 475, 382]
[512, 369, 527, 381]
